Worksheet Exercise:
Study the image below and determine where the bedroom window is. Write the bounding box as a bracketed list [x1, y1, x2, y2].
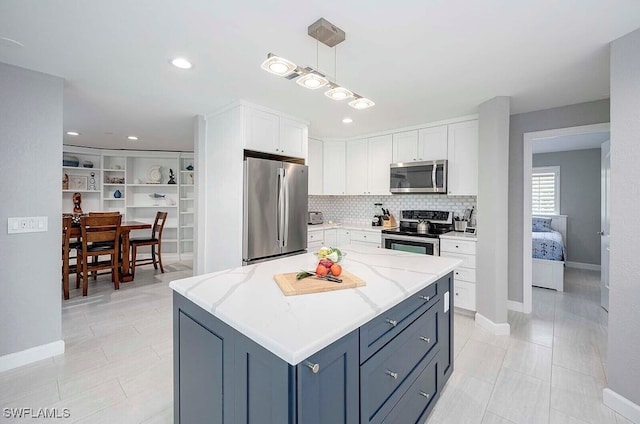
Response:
[532, 166, 560, 215]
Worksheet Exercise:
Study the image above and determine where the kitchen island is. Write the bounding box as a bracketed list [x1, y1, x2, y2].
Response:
[170, 244, 461, 424]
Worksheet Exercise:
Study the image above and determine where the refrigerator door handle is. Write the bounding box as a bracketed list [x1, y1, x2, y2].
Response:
[283, 168, 290, 247]
[277, 168, 285, 247]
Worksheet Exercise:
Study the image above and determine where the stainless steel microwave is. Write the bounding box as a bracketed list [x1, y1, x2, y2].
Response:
[390, 160, 447, 194]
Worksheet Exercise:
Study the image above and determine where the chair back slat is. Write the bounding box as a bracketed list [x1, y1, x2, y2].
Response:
[152, 212, 168, 239]
[80, 215, 122, 245]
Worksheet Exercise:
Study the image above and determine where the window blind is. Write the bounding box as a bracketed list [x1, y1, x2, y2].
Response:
[532, 171, 558, 214]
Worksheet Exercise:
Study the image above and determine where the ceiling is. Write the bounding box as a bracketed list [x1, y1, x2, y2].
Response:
[532, 131, 610, 154]
[1, 1, 639, 152]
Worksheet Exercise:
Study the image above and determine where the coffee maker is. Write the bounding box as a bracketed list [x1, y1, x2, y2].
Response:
[372, 203, 384, 226]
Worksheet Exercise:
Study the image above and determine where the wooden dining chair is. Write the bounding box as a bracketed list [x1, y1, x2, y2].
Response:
[62, 216, 81, 299]
[130, 211, 168, 278]
[87, 211, 122, 278]
[76, 214, 122, 296]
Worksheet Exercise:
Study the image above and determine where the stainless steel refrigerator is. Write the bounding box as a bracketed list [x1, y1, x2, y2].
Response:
[243, 157, 308, 264]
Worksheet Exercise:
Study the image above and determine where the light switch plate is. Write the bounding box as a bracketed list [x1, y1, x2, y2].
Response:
[7, 216, 48, 234]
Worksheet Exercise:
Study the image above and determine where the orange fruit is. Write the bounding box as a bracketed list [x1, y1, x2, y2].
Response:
[315, 264, 329, 276]
[330, 264, 342, 276]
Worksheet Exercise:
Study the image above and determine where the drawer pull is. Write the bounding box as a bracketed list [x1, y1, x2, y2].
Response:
[304, 361, 320, 374]
[419, 295, 430, 302]
[419, 391, 430, 399]
[419, 336, 431, 343]
[385, 370, 398, 379]
[455, 292, 459, 296]
[456, 245, 459, 248]
[455, 272, 459, 275]
[385, 319, 398, 327]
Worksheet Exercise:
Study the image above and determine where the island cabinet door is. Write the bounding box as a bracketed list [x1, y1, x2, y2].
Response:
[173, 293, 235, 424]
[436, 274, 454, 390]
[234, 334, 293, 424]
[296, 329, 359, 424]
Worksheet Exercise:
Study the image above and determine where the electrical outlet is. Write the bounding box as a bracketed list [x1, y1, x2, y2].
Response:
[7, 217, 48, 234]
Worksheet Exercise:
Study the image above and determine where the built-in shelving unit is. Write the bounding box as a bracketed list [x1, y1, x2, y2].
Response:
[62, 146, 194, 260]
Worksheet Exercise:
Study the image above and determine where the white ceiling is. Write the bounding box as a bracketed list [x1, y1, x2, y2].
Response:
[532, 131, 610, 154]
[1, 1, 639, 152]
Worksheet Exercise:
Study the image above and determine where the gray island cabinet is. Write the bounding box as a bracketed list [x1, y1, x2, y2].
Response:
[170, 246, 459, 424]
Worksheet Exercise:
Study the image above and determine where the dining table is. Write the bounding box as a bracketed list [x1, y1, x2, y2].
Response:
[66, 220, 152, 283]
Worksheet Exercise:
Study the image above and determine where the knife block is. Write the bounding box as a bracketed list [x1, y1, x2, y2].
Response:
[382, 214, 397, 228]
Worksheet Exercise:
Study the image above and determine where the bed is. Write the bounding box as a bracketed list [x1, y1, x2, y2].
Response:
[532, 215, 567, 291]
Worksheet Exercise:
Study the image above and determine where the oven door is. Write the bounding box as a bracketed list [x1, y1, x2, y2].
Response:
[390, 160, 447, 194]
[382, 234, 439, 256]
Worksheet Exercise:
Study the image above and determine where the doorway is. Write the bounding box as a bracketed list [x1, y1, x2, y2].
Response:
[522, 123, 610, 313]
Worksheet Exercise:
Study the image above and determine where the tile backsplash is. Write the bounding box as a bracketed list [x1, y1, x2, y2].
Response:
[308, 195, 477, 225]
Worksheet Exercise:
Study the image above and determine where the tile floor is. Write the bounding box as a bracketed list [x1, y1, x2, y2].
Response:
[0, 266, 632, 423]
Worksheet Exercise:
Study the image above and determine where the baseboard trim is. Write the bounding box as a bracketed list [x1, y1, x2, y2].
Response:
[566, 261, 601, 271]
[475, 313, 510, 336]
[0, 340, 65, 373]
[507, 300, 524, 312]
[603, 388, 640, 423]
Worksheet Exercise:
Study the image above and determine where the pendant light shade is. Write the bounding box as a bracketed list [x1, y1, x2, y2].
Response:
[349, 97, 375, 110]
[324, 86, 354, 100]
[296, 73, 329, 90]
[261, 54, 297, 77]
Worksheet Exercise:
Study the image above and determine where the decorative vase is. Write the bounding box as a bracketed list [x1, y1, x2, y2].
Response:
[114, 189, 122, 199]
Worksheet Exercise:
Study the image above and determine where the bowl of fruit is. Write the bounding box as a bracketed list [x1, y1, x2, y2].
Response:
[313, 246, 345, 277]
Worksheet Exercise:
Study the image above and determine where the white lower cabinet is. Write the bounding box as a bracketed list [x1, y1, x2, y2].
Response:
[337, 229, 351, 246]
[324, 229, 337, 247]
[350, 230, 380, 247]
[307, 228, 324, 250]
[440, 237, 477, 311]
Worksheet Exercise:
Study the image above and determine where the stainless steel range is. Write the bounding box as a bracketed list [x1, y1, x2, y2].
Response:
[381, 210, 454, 256]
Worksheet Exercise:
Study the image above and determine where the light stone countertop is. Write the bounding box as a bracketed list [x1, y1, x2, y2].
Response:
[439, 231, 478, 241]
[170, 244, 461, 365]
[307, 223, 395, 232]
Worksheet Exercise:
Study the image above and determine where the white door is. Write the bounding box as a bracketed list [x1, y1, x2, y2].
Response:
[322, 141, 346, 195]
[346, 139, 369, 195]
[392, 130, 419, 163]
[447, 120, 478, 196]
[418, 125, 448, 161]
[601, 140, 611, 311]
[367, 134, 393, 195]
[245, 108, 278, 154]
[279, 118, 307, 158]
[307, 138, 323, 195]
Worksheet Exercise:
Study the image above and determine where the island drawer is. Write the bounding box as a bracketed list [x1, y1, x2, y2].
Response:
[360, 302, 440, 424]
[380, 356, 438, 424]
[360, 284, 438, 362]
[440, 239, 476, 255]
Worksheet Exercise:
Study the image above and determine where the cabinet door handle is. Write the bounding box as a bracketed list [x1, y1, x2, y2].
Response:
[385, 370, 398, 379]
[420, 336, 431, 343]
[419, 391, 430, 399]
[419, 295, 430, 302]
[386, 319, 398, 327]
[456, 245, 459, 248]
[304, 361, 320, 374]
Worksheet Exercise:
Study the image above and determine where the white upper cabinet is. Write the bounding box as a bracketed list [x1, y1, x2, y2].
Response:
[322, 141, 346, 195]
[245, 108, 279, 153]
[418, 125, 448, 161]
[346, 139, 369, 195]
[279, 118, 307, 158]
[392, 130, 419, 163]
[447, 120, 478, 196]
[244, 107, 307, 159]
[367, 134, 393, 195]
[308, 138, 323, 195]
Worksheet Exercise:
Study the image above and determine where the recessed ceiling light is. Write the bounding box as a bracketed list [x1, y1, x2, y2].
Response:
[296, 73, 329, 90]
[127, 136, 139, 141]
[342, 118, 353, 124]
[170, 57, 193, 69]
[348, 97, 375, 110]
[66, 131, 80, 136]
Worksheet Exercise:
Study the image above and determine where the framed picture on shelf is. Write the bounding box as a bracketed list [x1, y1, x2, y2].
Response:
[68, 175, 88, 190]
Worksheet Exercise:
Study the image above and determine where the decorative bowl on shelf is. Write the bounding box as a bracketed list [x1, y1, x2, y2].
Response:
[63, 155, 79, 167]
[82, 160, 94, 168]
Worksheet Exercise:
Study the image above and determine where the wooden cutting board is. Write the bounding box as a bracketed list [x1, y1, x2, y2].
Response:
[274, 270, 365, 296]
